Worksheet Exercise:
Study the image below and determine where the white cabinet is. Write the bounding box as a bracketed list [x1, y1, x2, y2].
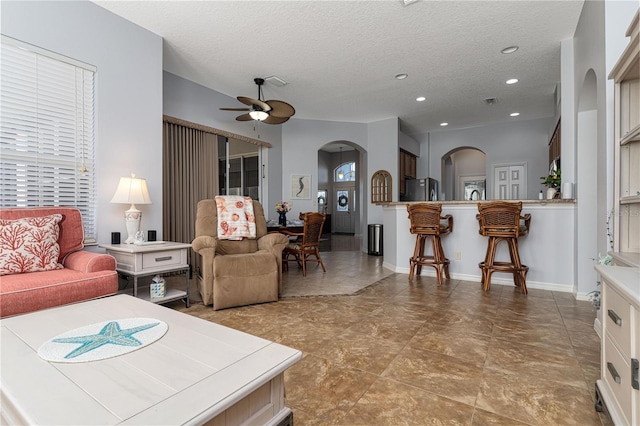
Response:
[595, 265, 640, 425]
[611, 11, 640, 255]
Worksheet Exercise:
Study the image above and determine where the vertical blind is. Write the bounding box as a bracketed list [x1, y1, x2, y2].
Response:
[163, 120, 218, 278]
[0, 36, 97, 242]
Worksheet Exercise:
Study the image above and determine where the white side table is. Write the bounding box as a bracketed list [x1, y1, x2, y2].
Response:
[99, 242, 191, 307]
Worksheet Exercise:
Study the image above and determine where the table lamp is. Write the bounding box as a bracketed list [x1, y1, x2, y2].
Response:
[110, 174, 152, 244]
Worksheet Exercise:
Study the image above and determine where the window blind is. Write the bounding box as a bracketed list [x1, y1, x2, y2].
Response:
[0, 36, 97, 243]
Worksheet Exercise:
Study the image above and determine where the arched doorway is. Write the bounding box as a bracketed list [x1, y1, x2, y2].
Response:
[575, 69, 600, 297]
[441, 147, 487, 200]
[317, 141, 365, 245]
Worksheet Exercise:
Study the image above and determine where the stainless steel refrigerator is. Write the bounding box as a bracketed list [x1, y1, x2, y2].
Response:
[405, 178, 439, 201]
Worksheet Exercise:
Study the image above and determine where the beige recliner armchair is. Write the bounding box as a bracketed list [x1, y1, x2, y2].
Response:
[192, 199, 289, 310]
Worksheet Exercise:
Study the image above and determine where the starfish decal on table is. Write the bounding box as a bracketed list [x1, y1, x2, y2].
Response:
[52, 321, 160, 359]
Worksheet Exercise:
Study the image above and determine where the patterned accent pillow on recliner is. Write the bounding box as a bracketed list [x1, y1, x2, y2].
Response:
[215, 196, 256, 241]
[0, 214, 64, 275]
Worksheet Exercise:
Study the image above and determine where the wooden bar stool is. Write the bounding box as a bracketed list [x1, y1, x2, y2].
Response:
[407, 203, 453, 284]
[476, 201, 531, 294]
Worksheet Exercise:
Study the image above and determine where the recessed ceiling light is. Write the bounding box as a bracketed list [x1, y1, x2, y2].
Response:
[510, 112, 520, 117]
[440, 122, 448, 126]
[416, 96, 426, 102]
[506, 78, 519, 85]
[395, 73, 408, 80]
[501, 46, 519, 54]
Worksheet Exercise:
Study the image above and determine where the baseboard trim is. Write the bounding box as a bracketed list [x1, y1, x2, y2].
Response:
[385, 265, 574, 293]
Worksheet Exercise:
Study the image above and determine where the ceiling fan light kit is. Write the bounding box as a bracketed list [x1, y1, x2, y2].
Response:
[220, 77, 295, 125]
[249, 110, 269, 121]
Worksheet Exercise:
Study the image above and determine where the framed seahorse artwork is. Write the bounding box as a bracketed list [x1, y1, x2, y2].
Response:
[291, 174, 311, 199]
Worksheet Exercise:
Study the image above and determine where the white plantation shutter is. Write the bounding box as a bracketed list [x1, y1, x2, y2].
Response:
[1, 36, 97, 242]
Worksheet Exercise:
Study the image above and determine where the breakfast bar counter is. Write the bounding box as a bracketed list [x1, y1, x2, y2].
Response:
[381, 199, 576, 294]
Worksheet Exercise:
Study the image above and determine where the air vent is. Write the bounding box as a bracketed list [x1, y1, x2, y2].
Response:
[264, 75, 288, 87]
[484, 97, 497, 105]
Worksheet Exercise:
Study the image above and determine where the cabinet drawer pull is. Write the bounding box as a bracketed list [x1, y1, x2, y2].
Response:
[607, 362, 621, 384]
[155, 256, 172, 262]
[632, 358, 639, 391]
[607, 309, 622, 326]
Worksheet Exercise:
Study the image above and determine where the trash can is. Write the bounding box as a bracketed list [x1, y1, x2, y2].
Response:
[368, 224, 383, 256]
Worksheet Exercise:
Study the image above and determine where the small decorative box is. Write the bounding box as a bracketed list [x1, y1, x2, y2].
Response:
[150, 275, 166, 298]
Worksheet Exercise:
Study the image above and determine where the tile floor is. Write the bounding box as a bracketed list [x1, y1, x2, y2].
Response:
[172, 235, 611, 425]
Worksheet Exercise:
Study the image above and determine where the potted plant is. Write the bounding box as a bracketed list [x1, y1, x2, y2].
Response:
[540, 169, 561, 199]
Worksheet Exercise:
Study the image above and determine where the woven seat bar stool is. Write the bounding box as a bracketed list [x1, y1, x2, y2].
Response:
[476, 201, 531, 294]
[407, 203, 453, 284]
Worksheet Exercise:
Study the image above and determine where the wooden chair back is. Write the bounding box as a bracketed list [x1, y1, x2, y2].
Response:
[477, 201, 530, 238]
[298, 212, 326, 249]
[407, 203, 453, 235]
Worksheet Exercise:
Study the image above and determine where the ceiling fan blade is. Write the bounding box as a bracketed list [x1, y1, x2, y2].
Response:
[263, 115, 289, 125]
[235, 113, 254, 121]
[265, 100, 295, 118]
[220, 107, 250, 111]
[237, 96, 271, 112]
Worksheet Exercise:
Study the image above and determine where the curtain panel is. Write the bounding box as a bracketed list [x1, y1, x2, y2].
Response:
[162, 120, 218, 278]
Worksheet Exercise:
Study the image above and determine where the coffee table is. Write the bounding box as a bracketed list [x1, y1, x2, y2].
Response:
[0, 295, 301, 425]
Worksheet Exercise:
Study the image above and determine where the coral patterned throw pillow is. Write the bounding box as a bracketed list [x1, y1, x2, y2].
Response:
[0, 214, 64, 276]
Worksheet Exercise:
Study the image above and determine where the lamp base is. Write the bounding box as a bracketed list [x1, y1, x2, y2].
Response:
[123, 205, 142, 244]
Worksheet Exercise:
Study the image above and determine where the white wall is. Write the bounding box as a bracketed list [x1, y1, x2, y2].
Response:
[425, 118, 552, 200]
[2, 1, 163, 245]
[569, 0, 637, 296]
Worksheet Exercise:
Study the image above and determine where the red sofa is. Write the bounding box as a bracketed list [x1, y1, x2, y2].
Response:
[0, 207, 118, 318]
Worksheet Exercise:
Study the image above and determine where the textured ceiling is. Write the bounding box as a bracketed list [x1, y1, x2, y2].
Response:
[94, 0, 584, 137]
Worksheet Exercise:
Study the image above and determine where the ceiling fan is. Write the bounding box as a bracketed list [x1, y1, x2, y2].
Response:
[220, 78, 295, 125]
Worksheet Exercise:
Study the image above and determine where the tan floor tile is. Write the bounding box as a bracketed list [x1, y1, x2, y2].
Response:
[258, 317, 345, 354]
[382, 346, 484, 406]
[340, 377, 474, 425]
[491, 318, 574, 354]
[569, 330, 601, 366]
[178, 238, 604, 426]
[471, 408, 529, 425]
[313, 329, 406, 375]
[476, 368, 602, 425]
[485, 337, 588, 390]
[346, 313, 425, 345]
[284, 354, 377, 419]
[408, 325, 491, 367]
[426, 310, 495, 337]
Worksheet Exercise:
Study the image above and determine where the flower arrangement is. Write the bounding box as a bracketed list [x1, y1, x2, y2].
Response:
[540, 169, 561, 188]
[275, 201, 291, 214]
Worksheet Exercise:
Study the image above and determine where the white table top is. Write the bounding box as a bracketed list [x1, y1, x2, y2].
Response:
[99, 241, 192, 253]
[0, 295, 301, 425]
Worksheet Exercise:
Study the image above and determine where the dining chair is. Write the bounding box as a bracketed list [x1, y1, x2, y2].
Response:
[281, 212, 326, 276]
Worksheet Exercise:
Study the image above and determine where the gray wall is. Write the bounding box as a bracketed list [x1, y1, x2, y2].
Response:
[2, 0, 163, 245]
[425, 117, 552, 200]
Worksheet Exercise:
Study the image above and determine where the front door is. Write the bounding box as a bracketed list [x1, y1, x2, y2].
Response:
[334, 184, 355, 233]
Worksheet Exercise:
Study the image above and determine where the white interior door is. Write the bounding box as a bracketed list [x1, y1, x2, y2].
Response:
[334, 184, 355, 233]
[493, 164, 526, 199]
